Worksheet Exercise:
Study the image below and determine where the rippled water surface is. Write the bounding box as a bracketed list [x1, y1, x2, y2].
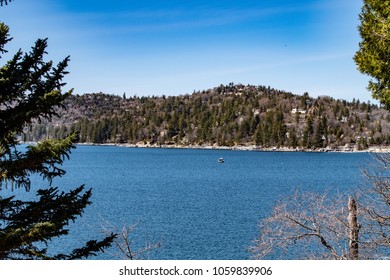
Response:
[8, 146, 371, 259]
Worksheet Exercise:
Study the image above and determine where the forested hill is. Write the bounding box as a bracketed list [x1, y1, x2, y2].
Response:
[24, 83, 390, 150]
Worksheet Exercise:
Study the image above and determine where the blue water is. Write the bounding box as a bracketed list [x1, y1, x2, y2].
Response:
[4, 146, 371, 259]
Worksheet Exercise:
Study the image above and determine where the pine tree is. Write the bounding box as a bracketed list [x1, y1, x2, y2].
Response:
[0, 0, 12, 6]
[0, 22, 114, 259]
[302, 115, 314, 148]
[354, 0, 390, 108]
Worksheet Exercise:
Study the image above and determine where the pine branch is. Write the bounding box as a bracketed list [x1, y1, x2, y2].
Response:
[54, 234, 116, 260]
[1, 20, 114, 260]
[0, 185, 100, 259]
[0, 133, 78, 190]
[0, 0, 12, 7]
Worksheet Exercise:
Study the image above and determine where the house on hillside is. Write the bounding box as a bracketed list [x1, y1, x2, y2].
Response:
[291, 108, 306, 114]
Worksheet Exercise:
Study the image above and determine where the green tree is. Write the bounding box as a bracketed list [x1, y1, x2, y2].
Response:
[0, 22, 114, 259]
[314, 116, 328, 148]
[354, 0, 390, 108]
[273, 108, 286, 146]
[0, 0, 12, 6]
[302, 115, 314, 148]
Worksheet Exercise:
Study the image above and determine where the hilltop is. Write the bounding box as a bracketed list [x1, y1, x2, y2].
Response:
[23, 83, 390, 151]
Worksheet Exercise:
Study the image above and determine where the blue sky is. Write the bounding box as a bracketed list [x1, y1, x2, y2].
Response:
[1, 0, 371, 101]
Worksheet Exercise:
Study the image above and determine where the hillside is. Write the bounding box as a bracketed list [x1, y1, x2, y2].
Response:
[23, 83, 390, 151]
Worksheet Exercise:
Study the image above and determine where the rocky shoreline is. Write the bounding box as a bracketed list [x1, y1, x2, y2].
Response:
[76, 142, 390, 153]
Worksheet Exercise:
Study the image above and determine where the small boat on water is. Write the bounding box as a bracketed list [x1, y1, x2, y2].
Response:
[218, 158, 224, 163]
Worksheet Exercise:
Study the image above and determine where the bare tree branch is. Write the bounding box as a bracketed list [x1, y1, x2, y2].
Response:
[251, 153, 390, 260]
[99, 216, 161, 260]
[250, 190, 353, 259]
[356, 153, 390, 257]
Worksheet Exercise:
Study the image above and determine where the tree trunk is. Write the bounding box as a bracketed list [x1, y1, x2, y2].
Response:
[348, 196, 359, 260]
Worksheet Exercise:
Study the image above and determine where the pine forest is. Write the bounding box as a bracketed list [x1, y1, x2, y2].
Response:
[23, 83, 390, 151]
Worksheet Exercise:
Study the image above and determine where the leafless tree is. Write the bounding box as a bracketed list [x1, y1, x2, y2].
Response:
[358, 153, 390, 257]
[100, 218, 161, 260]
[250, 190, 358, 260]
[348, 196, 360, 260]
[251, 153, 390, 260]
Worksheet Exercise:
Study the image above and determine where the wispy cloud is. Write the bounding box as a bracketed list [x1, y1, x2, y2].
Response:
[1, 0, 366, 100]
[54, 2, 327, 36]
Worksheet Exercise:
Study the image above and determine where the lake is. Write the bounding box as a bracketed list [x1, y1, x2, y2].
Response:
[5, 146, 373, 259]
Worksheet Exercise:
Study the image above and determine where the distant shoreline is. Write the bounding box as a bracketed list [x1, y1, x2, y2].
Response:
[74, 142, 390, 153]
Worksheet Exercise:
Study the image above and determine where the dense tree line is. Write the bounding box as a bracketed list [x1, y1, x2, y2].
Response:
[23, 83, 390, 150]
